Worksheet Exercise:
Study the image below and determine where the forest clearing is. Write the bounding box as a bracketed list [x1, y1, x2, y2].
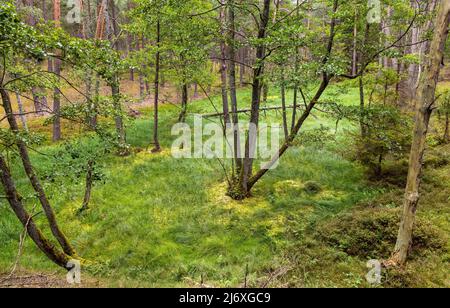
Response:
[0, 0, 449, 290]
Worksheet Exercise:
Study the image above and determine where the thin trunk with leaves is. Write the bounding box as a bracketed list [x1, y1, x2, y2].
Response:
[245, 0, 339, 195]
[390, 0, 449, 266]
[52, 0, 62, 142]
[152, 18, 161, 153]
[227, 0, 242, 174]
[0, 154, 72, 269]
[229, 0, 271, 200]
[0, 88, 76, 257]
[219, 1, 230, 126]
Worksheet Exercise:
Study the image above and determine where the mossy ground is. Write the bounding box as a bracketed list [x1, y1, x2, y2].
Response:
[0, 85, 448, 288]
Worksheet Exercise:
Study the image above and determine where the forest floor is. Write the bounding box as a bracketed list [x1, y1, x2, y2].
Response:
[0, 82, 449, 288]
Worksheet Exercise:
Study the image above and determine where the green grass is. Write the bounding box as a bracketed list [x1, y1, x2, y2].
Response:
[0, 85, 448, 287]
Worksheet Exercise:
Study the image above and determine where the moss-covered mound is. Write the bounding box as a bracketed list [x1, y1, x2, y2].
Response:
[316, 208, 446, 260]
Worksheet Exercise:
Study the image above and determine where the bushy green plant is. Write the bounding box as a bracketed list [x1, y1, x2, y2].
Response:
[353, 105, 412, 179]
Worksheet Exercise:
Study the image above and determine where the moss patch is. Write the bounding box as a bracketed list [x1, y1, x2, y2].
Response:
[316, 208, 447, 260]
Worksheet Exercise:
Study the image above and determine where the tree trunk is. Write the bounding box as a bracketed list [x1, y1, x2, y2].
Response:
[352, 11, 358, 75]
[152, 18, 161, 153]
[52, 0, 62, 142]
[359, 75, 367, 137]
[42, 0, 47, 21]
[31, 87, 46, 115]
[239, 48, 246, 87]
[219, 1, 230, 126]
[245, 0, 339, 194]
[52, 60, 62, 142]
[390, 0, 449, 266]
[280, 72, 288, 140]
[92, 74, 100, 128]
[80, 160, 94, 212]
[0, 88, 76, 257]
[139, 73, 145, 99]
[444, 111, 449, 143]
[291, 87, 298, 132]
[234, 0, 271, 199]
[178, 83, 188, 123]
[0, 155, 72, 269]
[228, 0, 242, 174]
[15, 92, 28, 132]
[139, 35, 146, 100]
[358, 23, 370, 137]
[95, 0, 108, 39]
[111, 78, 127, 151]
[291, 0, 302, 131]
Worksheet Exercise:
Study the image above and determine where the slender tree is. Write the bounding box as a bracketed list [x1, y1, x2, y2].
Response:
[52, 0, 62, 141]
[152, 17, 161, 153]
[0, 154, 72, 269]
[231, 0, 272, 199]
[0, 88, 76, 257]
[390, 0, 450, 266]
[227, 0, 241, 173]
[219, 0, 230, 126]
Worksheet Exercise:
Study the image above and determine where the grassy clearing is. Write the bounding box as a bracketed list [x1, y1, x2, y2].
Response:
[0, 85, 448, 287]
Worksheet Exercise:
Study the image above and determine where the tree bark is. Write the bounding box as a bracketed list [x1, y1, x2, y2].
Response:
[235, 0, 271, 198]
[152, 18, 161, 153]
[111, 78, 127, 151]
[359, 75, 367, 137]
[219, 1, 230, 126]
[444, 111, 449, 143]
[138, 35, 145, 99]
[80, 160, 94, 212]
[0, 88, 76, 257]
[246, 0, 339, 193]
[52, 0, 62, 142]
[239, 48, 246, 87]
[178, 83, 188, 123]
[280, 72, 288, 140]
[0, 154, 72, 269]
[15, 92, 28, 132]
[352, 10, 358, 75]
[228, 0, 242, 174]
[390, 0, 449, 266]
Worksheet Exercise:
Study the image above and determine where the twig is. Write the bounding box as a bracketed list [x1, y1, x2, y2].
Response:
[202, 104, 306, 118]
[3, 206, 41, 281]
